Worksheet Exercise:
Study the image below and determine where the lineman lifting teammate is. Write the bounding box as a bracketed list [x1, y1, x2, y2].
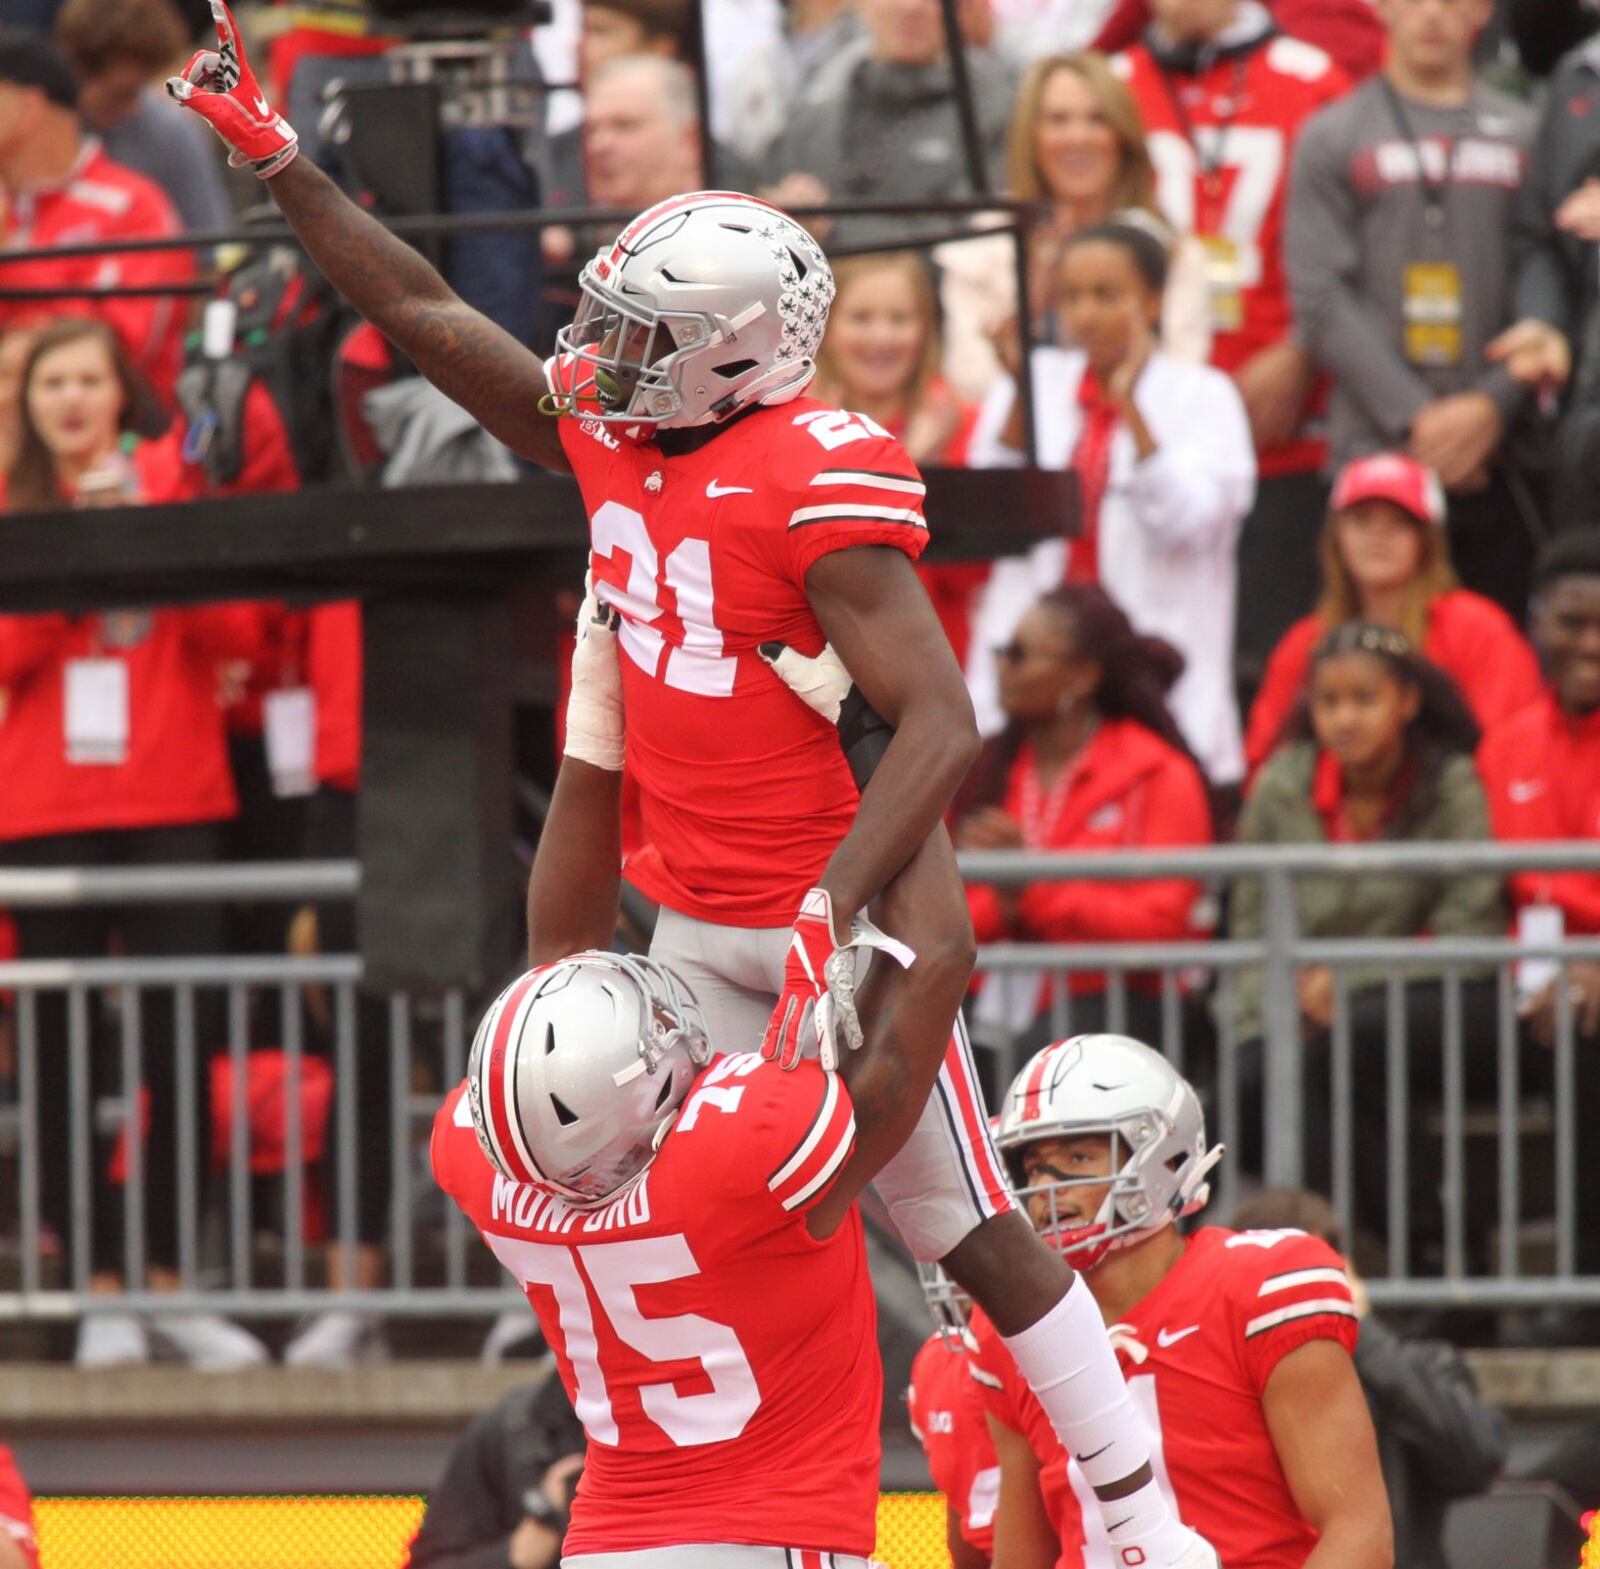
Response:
[434, 783, 973, 1564]
[173, 11, 1216, 1566]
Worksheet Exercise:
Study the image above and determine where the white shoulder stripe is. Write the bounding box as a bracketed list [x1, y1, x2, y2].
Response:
[1259, 1267, 1351, 1296]
[779, 1113, 855, 1210]
[788, 502, 927, 530]
[768, 1071, 840, 1191]
[812, 470, 927, 496]
[1244, 1299, 1359, 1338]
[969, 1363, 1004, 1389]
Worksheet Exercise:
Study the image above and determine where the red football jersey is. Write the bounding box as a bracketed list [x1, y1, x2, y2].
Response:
[971, 1227, 1359, 1569]
[908, 1330, 1000, 1557]
[0, 1447, 39, 1569]
[431, 1053, 881, 1557]
[560, 397, 929, 927]
[1114, 38, 1348, 473]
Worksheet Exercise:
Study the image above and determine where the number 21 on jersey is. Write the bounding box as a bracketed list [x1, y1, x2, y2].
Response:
[591, 500, 737, 699]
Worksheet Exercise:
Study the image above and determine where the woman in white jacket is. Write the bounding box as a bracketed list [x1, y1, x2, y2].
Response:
[969, 221, 1256, 785]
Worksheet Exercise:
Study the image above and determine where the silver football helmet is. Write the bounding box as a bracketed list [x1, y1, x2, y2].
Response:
[548, 190, 835, 427]
[466, 952, 711, 1209]
[916, 1259, 972, 1346]
[995, 1034, 1223, 1269]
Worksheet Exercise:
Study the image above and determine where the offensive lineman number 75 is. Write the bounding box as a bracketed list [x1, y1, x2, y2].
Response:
[486, 1232, 762, 1447]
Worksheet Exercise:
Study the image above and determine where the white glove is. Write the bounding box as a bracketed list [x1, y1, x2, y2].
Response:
[564, 575, 623, 771]
[758, 640, 851, 724]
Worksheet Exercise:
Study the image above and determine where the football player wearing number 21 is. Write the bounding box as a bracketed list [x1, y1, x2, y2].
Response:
[171, 9, 1216, 1565]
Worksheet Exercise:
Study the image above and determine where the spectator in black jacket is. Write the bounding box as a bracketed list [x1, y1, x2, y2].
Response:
[409, 1373, 585, 1569]
[1231, 1188, 1507, 1569]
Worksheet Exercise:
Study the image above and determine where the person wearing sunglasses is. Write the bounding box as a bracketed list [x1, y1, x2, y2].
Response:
[956, 584, 1212, 1050]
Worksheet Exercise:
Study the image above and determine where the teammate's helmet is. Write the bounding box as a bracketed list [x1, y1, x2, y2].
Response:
[466, 952, 711, 1208]
[549, 190, 835, 428]
[995, 1034, 1223, 1270]
[916, 1259, 972, 1345]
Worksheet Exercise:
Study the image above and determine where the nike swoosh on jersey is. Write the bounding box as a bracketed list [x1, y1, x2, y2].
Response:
[706, 480, 754, 497]
[1157, 1324, 1201, 1346]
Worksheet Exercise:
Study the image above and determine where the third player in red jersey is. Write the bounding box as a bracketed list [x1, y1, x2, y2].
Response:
[973, 1035, 1392, 1569]
[908, 1319, 1000, 1568]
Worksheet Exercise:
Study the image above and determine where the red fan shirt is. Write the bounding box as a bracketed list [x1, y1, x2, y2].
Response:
[431, 1054, 880, 1558]
[965, 719, 1211, 987]
[908, 1330, 1000, 1557]
[0, 139, 194, 404]
[1478, 691, 1600, 934]
[0, 1446, 39, 1569]
[1114, 37, 1349, 475]
[562, 398, 929, 927]
[970, 1226, 1359, 1569]
[0, 604, 262, 841]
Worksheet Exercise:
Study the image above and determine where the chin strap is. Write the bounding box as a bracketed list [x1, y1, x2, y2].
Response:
[1177, 1142, 1226, 1217]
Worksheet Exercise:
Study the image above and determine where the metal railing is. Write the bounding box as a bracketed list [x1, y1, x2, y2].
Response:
[961, 841, 1600, 1308]
[1, 845, 1597, 1319]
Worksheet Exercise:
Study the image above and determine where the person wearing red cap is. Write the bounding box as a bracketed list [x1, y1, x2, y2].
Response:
[1243, 452, 1541, 778]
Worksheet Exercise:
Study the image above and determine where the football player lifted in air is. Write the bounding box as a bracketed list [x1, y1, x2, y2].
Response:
[974, 1033, 1393, 1569]
[173, 13, 1215, 1565]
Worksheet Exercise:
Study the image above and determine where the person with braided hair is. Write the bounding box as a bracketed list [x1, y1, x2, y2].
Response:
[957, 584, 1212, 1049]
[1228, 621, 1505, 1258]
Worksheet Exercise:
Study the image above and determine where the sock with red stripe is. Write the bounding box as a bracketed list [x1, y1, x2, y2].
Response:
[1002, 1274, 1196, 1565]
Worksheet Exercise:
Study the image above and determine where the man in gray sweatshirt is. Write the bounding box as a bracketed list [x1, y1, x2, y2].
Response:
[1286, 0, 1542, 615]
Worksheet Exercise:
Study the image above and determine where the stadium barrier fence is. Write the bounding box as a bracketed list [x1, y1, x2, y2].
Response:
[1, 842, 1597, 1320]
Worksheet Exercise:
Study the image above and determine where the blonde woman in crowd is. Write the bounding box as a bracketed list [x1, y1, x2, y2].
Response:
[937, 52, 1209, 402]
[813, 252, 990, 665]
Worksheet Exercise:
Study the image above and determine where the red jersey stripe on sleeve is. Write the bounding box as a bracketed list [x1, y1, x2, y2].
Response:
[767, 1071, 857, 1213]
[1245, 1261, 1358, 1338]
[809, 468, 928, 496]
[787, 501, 928, 530]
[1244, 1298, 1359, 1339]
[1257, 1266, 1353, 1296]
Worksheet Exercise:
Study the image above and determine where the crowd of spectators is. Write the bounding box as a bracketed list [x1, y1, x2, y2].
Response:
[0, 0, 1596, 1364]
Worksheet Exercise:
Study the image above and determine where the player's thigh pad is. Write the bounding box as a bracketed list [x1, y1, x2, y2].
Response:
[871, 1010, 1015, 1262]
[564, 1549, 874, 1567]
[649, 907, 791, 1055]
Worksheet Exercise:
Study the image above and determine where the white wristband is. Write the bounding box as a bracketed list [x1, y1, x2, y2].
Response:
[564, 583, 624, 771]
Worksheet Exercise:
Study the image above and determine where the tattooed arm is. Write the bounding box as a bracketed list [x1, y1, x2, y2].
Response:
[266, 159, 570, 472]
